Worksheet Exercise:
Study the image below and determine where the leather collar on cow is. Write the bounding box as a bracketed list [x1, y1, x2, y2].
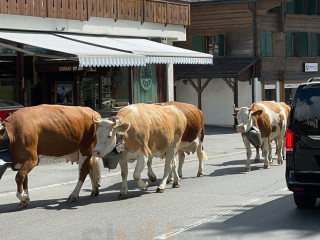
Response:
[108, 116, 125, 153]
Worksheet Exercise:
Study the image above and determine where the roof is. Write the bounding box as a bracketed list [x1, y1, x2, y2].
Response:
[174, 57, 259, 79]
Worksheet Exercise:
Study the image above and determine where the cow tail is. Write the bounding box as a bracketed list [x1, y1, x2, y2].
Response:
[89, 156, 101, 185]
[199, 113, 208, 161]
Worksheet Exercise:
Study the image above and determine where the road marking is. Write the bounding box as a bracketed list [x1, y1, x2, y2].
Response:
[154, 187, 288, 239]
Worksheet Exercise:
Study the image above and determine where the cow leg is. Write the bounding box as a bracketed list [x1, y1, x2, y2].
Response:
[196, 142, 207, 177]
[119, 159, 129, 199]
[68, 155, 99, 202]
[157, 144, 180, 192]
[177, 149, 185, 178]
[16, 158, 37, 208]
[88, 156, 101, 197]
[243, 137, 252, 171]
[261, 138, 271, 169]
[133, 156, 149, 190]
[268, 141, 273, 165]
[254, 147, 260, 163]
[147, 157, 157, 182]
[276, 138, 284, 165]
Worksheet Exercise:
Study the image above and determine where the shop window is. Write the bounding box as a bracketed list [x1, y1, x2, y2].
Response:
[284, 83, 300, 105]
[268, 5, 281, 13]
[264, 84, 276, 101]
[286, 32, 293, 57]
[261, 31, 273, 57]
[286, 1, 295, 14]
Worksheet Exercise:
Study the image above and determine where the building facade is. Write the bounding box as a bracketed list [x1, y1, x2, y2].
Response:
[0, 0, 212, 117]
[174, 0, 320, 127]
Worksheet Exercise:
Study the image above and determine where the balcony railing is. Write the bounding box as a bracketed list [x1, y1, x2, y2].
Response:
[0, 0, 190, 25]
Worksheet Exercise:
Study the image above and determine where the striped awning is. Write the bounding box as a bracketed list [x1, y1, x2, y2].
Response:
[0, 31, 213, 67]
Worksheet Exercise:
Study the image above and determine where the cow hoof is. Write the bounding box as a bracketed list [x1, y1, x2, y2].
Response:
[172, 183, 180, 188]
[17, 198, 30, 209]
[245, 168, 251, 172]
[67, 195, 78, 203]
[197, 173, 204, 177]
[148, 175, 157, 182]
[156, 188, 165, 193]
[90, 190, 99, 197]
[166, 179, 173, 184]
[119, 194, 128, 199]
[264, 165, 270, 169]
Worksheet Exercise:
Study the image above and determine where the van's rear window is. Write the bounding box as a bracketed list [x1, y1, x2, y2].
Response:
[293, 84, 320, 134]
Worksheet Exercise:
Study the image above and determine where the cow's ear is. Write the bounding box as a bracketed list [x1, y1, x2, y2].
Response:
[252, 110, 263, 117]
[114, 123, 130, 134]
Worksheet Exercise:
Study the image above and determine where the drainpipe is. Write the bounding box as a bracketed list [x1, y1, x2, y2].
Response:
[249, 3, 257, 103]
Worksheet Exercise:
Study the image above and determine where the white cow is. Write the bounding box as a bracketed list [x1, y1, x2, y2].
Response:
[234, 101, 290, 171]
[92, 103, 187, 198]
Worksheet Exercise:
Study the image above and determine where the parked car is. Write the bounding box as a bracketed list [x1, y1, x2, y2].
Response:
[286, 77, 320, 208]
[0, 99, 23, 122]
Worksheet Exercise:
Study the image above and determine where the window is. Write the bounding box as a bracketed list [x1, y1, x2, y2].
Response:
[286, 32, 318, 57]
[261, 31, 273, 57]
[193, 34, 225, 56]
[286, 0, 320, 15]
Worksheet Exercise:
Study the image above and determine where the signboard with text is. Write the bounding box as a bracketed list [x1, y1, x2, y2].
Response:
[304, 63, 318, 72]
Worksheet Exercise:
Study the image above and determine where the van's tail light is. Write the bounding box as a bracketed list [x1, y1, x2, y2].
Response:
[286, 129, 294, 154]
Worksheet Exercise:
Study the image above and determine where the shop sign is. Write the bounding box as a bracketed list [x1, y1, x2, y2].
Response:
[264, 84, 276, 89]
[304, 63, 318, 72]
[59, 66, 83, 72]
[285, 83, 300, 89]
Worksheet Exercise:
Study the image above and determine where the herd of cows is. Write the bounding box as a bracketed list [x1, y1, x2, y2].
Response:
[0, 100, 290, 209]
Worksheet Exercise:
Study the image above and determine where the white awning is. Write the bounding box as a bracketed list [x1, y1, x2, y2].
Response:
[0, 31, 145, 67]
[57, 34, 213, 65]
[0, 31, 213, 66]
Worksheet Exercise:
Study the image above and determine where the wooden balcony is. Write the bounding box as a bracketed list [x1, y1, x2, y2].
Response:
[0, 0, 190, 26]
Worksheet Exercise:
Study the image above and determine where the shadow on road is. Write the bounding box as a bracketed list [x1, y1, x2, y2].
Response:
[204, 126, 237, 135]
[192, 195, 320, 239]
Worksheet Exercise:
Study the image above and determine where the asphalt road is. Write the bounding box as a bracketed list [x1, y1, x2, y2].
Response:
[0, 126, 320, 240]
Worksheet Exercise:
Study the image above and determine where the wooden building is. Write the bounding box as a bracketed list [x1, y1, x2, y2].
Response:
[174, 0, 320, 126]
[0, 0, 212, 116]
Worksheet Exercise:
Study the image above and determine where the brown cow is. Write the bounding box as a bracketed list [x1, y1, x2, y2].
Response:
[1, 104, 101, 208]
[147, 101, 208, 182]
[92, 103, 187, 198]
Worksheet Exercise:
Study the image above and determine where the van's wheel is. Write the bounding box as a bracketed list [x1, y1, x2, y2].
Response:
[293, 192, 316, 208]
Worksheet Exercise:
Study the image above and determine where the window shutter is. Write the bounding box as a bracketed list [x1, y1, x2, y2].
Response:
[286, 1, 295, 14]
[261, 31, 266, 57]
[295, 0, 305, 14]
[308, 0, 317, 15]
[286, 32, 293, 57]
[297, 32, 308, 57]
[218, 34, 225, 56]
[311, 33, 318, 57]
[192, 36, 203, 52]
[266, 31, 273, 57]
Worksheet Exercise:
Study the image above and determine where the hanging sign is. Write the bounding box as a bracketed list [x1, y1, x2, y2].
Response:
[140, 65, 152, 90]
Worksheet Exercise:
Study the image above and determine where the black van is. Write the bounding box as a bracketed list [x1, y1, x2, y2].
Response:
[286, 77, 320, 208]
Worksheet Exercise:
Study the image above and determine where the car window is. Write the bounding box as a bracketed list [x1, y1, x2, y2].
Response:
[0, 100, 22, 108]
[292, 84, 320, 134]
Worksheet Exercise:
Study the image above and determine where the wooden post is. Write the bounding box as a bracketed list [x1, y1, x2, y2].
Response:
[17, 45, 24, 105]
[233, 78, 238, 127]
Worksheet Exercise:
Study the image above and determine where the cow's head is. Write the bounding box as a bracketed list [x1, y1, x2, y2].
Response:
[236, 107, 262, 133]
[92, 118, 130, 158]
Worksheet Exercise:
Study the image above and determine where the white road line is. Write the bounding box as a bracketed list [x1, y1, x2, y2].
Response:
[154, 187, 288, 239]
